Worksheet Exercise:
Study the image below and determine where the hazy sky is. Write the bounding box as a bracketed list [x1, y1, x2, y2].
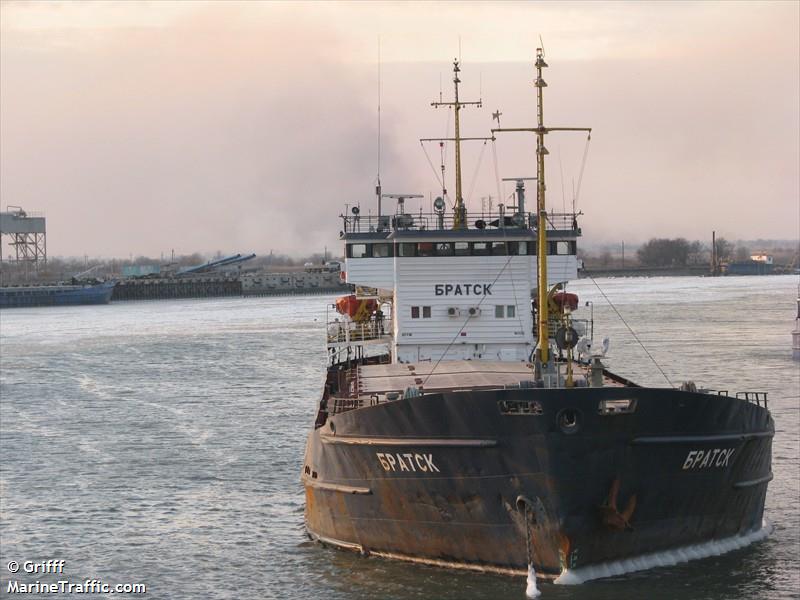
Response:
[1, 1, 798, 258]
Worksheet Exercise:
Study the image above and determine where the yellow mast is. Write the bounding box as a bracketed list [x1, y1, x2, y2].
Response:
[432, 60, 482, 229]
[492, 48, 591, 373]
[453, 61, 465, 229]
[534, 49, 550, 364]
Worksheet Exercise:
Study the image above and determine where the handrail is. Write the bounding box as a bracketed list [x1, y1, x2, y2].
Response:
[327, 319, 392, 344]
[735, 391, 768, 409]
[341, 211, 579, 234]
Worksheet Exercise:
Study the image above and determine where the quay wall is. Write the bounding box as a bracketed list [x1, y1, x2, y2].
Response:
[580, 266, 712, 278]
[241, 270, 351, 296]
[112, 270, 351, 301]
[113, 276, 242, 301]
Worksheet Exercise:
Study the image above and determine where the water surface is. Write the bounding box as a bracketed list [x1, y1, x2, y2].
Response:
[1, 275, 797, 599]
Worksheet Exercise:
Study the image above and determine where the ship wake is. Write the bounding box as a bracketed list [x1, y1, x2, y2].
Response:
[554, 519, 773, 585]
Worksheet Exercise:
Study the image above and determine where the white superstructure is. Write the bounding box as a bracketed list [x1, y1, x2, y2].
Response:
[329, 55, 587, 370]
[340, 207, 581, 364]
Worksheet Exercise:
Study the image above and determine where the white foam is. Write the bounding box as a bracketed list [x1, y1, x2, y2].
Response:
[525, 564, 541, 598]
[554, 520, 773, 585]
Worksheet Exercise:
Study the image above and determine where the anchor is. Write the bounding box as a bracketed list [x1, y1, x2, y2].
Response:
[599, 477, 637, 531]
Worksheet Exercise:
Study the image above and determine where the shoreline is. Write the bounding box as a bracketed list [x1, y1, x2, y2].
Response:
[579, 266, 793, 278]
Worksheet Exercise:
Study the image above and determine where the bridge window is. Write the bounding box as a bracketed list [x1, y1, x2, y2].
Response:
[473, 242, 490, 256]
[508, 241, 527, 255]
[548, 241, 577, 255]
[436, 242, 454, 256]
[372, 243, 393, 258]
[495, 305, 504, 318]
[347, 243, 369, 258]
[491, 242, 507, 256]
[388, 239, 541, 257]
[418, 242, 436, 257]
[507, 305, 516, 318]
[454, 242, 470, 256]
[399, 243, 416, 257]
[411, 306, 420, 319]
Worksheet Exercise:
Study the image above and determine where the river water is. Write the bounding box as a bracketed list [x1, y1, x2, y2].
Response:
[1, 275, 797, 599]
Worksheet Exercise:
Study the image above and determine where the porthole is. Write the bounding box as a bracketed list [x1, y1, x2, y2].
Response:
[556, 408, 581, 434]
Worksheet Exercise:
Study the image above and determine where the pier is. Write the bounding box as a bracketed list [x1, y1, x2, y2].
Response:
[112, 275, 242, 301]
[112, 269, 351, 301]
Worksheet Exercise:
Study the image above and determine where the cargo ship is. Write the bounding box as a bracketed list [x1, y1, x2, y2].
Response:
[302, 51, 773, 587]
[0, 280, 115, 308]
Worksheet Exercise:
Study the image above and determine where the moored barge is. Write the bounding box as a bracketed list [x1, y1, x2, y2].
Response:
[0, 280, 115, 308]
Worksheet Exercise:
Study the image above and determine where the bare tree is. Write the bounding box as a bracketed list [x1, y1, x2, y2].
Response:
[715, 237, 734, 262]
[735, 245, 751, 261]
[637, 238, 692, 267]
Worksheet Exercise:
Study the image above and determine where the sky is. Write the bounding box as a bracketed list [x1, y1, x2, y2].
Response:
[1, 1, 798, 259]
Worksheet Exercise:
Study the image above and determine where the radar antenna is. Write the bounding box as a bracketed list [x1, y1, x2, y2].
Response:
[376, 37, 383, 221]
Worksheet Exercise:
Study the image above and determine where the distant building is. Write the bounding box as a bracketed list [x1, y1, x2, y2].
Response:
[750, 253, 773, 265]
[724, 255, 774, 276]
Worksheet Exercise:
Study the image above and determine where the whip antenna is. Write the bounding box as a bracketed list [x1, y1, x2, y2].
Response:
[376, 37, 383, 218]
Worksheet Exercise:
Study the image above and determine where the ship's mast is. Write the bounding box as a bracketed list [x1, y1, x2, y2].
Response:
[432, 60, 482, 229]
[493, 48, 591, 369]
[534, 49, 550, 364]
[453, 61, 464, 227]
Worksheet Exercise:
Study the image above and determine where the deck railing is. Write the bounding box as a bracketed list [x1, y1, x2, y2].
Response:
[331, 396, 366, 414]
[735, 391, 769, 409]
[331, 391, 387, 415]
[706, 389, 768, 409]
[326, 319, 392, 344]
[341, 211, 579, 234]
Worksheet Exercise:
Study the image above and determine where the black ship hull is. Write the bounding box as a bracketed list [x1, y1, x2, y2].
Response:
[303, 380, 773, 579]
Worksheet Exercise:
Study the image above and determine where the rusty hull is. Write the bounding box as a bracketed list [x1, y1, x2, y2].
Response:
[302, 381, 773, 578]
